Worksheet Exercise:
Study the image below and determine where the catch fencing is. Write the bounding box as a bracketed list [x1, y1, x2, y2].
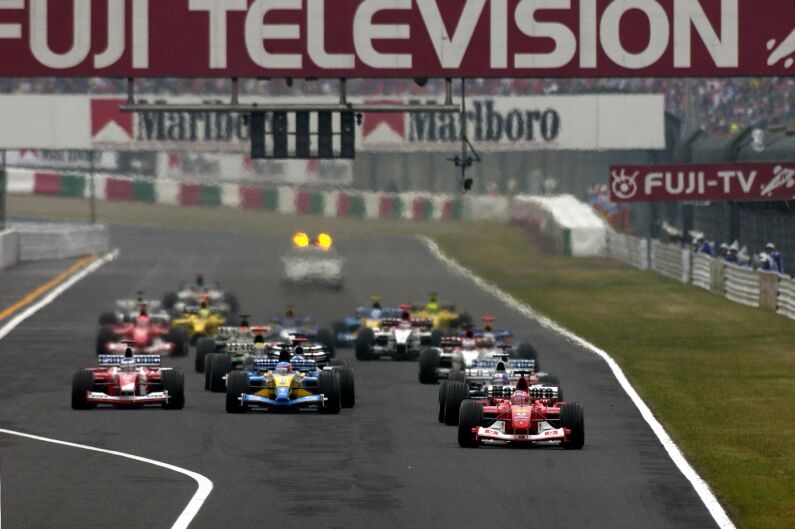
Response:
[605, 232, 795, 322]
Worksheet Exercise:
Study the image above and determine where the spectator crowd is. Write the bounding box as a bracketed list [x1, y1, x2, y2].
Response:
[2, 77, 794, 136]
[693, 236, 785, 274]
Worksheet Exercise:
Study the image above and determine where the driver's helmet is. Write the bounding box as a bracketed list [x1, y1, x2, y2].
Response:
[253, 334, 266, 351]
[401, 310, 411, 321]
[464, 328, 474, 339]
[275, 362, 292, 375]
[491, 372, 509, 386]
[135, 316, 149, 328]
[511, 390, 529, 406]
[199, 308, 210, 318]
[425, 301, 439, 313]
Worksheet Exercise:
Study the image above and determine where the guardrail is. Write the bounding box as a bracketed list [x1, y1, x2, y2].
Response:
[605, 231, 649, 269]
[651, 241, 690, 283]
[11, 222, 110, 261]
[605, 232, 795, 323]
[778, 276, 795, 320]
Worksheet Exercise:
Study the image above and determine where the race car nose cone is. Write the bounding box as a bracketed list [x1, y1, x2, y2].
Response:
[121, 382, 135, 393]
[512, 417, 530, 430]
[275, 386, 290, 401]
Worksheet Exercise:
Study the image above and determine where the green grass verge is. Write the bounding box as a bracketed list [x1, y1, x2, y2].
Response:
[10, 194, 795, 529]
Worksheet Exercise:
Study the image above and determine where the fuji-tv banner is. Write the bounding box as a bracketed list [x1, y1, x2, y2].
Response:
[0, 94, 664, 152]
[0, 1, 794, 78]
[610, 164, 795, 202]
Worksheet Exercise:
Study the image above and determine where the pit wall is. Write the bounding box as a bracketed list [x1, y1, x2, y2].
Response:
[5, 168, 512, 223]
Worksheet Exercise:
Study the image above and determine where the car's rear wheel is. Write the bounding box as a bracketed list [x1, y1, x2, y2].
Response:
[226, 370, 250, 413]
[162, 368, 185, 409]
[316, 328, 336, 358]
[318, 371, 341, 414]
[71, 369, 94, 410]
[448, 370, 466, 383]
[355, 328, 375, 361]
[204, 353, 218, 390]
[98, 312, 117, 325]
[444, 381, 468, 426]
[337, 366, 355, 408]
[166, 326, 189, 357]
[195, 337, 216, 373]
[95, 325, 116, 356]
[437, 381, 448, 423]
[209, 354, 232, 392]
[458, 399, 483, 448]
[418, 347, 439, 384]
[560, 402, 585, 449]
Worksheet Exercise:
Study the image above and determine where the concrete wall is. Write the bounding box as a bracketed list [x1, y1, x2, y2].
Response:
[13, 223, 110, 261]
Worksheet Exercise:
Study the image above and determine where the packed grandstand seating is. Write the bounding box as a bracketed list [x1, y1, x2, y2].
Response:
[2, 77, 793, 137]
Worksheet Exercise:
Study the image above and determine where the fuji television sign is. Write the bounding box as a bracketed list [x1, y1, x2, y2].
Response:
[0, 0, 794, 78]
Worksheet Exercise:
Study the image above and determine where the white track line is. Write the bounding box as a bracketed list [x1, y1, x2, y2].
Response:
[420, 236, 735, 529]
[0, 249, 214, 529]
[0, 429, 213, 529]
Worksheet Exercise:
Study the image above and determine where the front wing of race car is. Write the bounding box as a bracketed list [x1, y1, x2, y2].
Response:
[474, 425, 569, 443]
[239, 393, 325, 409]
[85, 391, 169, 406]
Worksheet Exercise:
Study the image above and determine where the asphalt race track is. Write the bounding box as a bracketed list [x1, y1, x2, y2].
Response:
[0, 225, 720, 529]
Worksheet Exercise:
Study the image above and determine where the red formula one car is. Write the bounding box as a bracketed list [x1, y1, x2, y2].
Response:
[96, 309, 188, 356]
[457, 374, 584, 449]
[71, 349, 185, 409]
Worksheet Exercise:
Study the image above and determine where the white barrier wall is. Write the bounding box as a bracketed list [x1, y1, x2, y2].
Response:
[724, 264, 761, 308]
[778, 276, 795, 320]
[691, 253, 713, 291]
[12, 223, 110, 261]
[0, 230, 20, 269]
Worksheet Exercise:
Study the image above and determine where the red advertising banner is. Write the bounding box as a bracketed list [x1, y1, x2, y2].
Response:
[610, 164, 795, 202]
[0, 0, 794, 78]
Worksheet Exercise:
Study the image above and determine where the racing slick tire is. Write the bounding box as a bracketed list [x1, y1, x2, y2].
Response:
[316, 328, 336, 358]
[162, 292, 178, 310]
[418, 347, 440, 384]
[516, 343, 538, 364]
[166, 326, 189, 357]
[226, 370, 250, 413]
[195, 337, 216, 373]
[430, 329, 445, 347]
[162, 368, 185, 410]
[204, 353, 217, 390]
[437, 381, 448, 423]
[329, 358, 351, 368]
[209, 354, 232, 393]
[71, 369, 95, 410]
[444, 381, 469, 426]
[318, 371, 341, 414]
[337, 366, 355, 408]
[458, 399, 483, 448]
[98, 312, 117, 325]
[355, 328, 375, 361]
[95, 325, 116, 356]
[448, 370, 466, 384]
[560, 402, 585, 450]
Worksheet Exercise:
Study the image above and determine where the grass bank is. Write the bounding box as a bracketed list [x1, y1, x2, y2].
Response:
[11, 193, 795, 529]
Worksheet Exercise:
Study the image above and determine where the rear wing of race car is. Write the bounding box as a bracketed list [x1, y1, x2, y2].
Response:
[252, 357, 318, 373]
[98, 354, 161, 367]
[483, 385, 559, 401]
[226, 342, 256, 353]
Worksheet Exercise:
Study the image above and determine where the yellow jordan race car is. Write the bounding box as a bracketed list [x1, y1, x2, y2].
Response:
[411, 293, 471, 330]
[171, 302, 226, 345]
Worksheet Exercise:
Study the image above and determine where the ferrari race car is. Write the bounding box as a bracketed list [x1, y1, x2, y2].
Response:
[282, 232, 343, 289]
[205, 336, 335, 392]
[417, 321, 535, 384]
[225, 354, 355, 414]
[456, 374, 584, 449]
[161, 273, 238, 316]
[71, 350, 185, 409]
[331, 298, 403, 347]
[98, 292, 171, 325]
[96, 309, 188, 357]
[437, 359, 561, 425]
[354, 306, 433, 360]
